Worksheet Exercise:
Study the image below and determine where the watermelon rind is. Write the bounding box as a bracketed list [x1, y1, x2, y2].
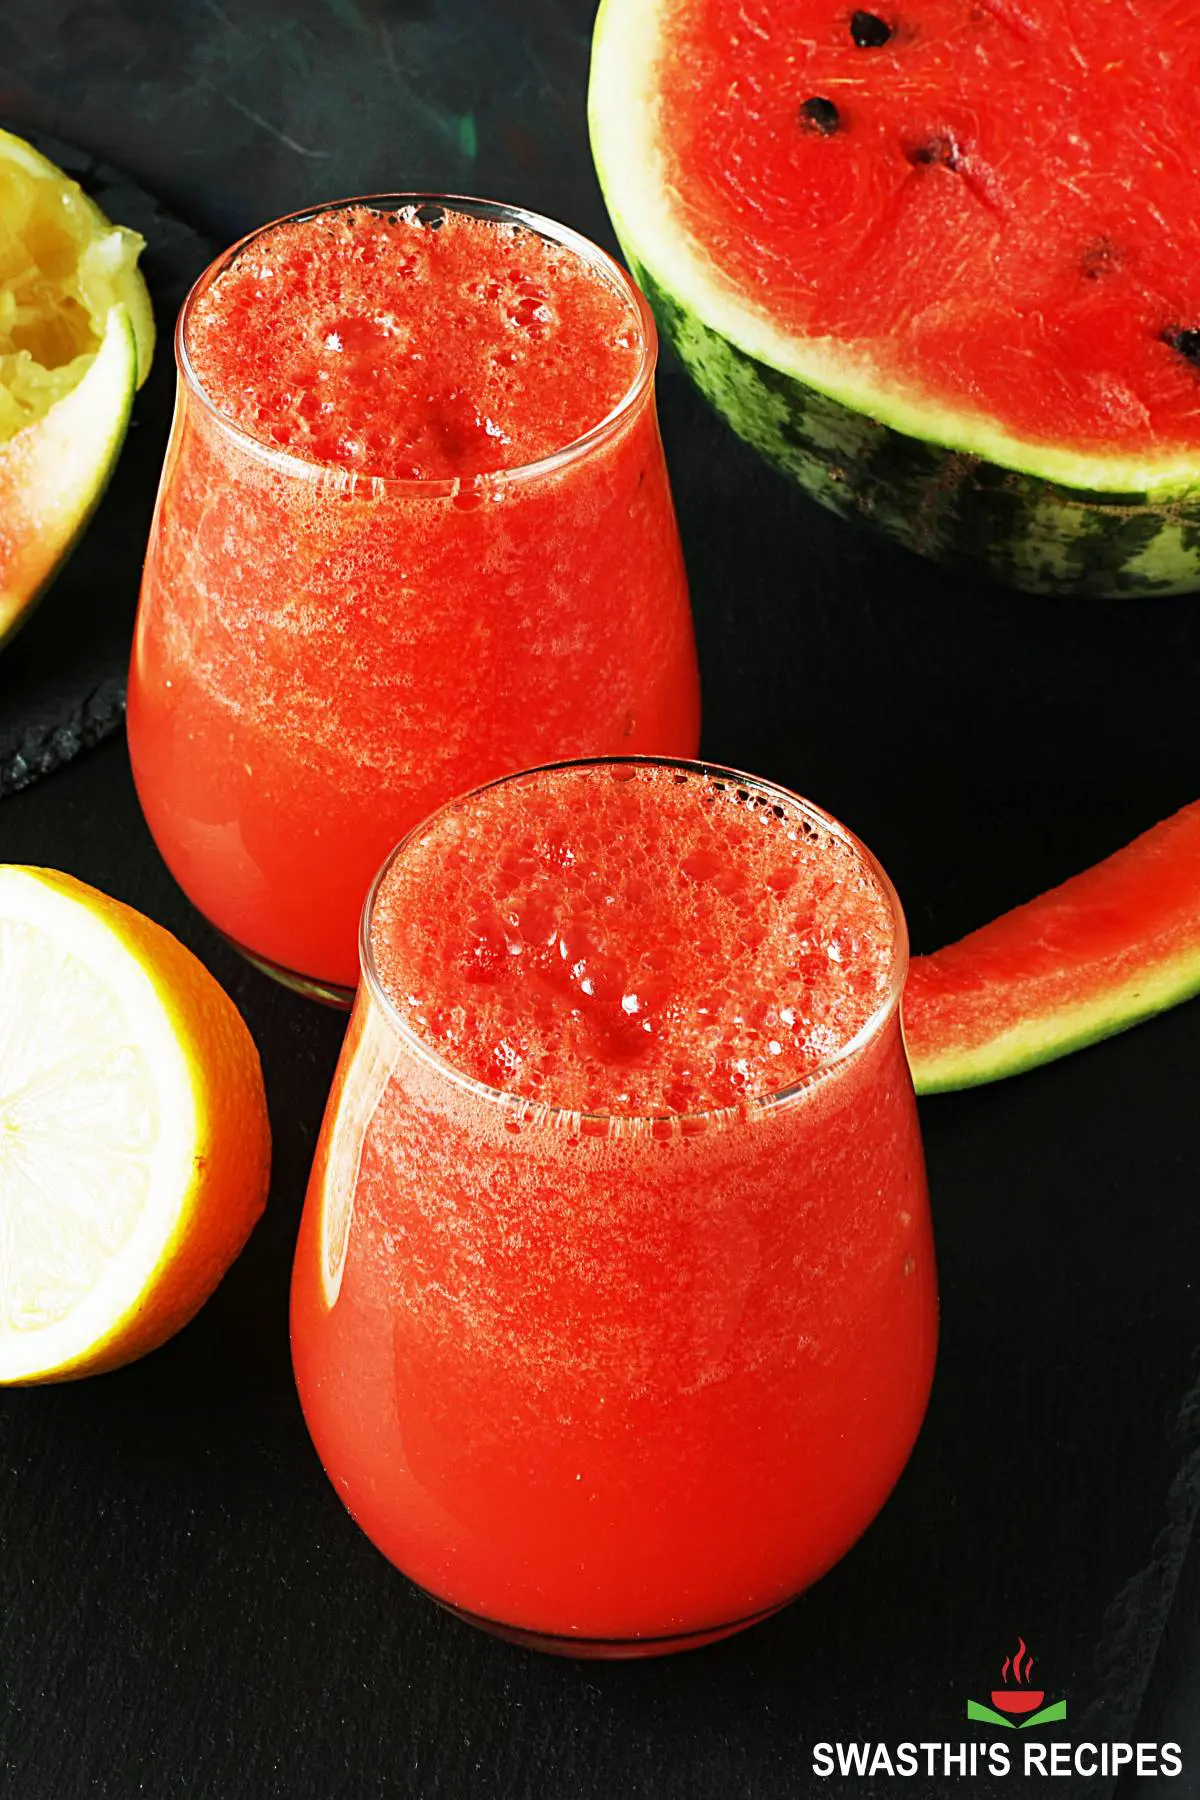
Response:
[905, 946, 1200, 1095]
[588, 0, 1200, 597]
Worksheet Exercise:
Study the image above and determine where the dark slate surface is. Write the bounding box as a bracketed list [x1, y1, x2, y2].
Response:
[1, 5, 1199, 1799]
[0, 128, 211, 796]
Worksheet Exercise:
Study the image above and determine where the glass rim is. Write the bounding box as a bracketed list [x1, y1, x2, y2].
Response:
[357, 756, 910, 1131]
[175, 192, 658, 497]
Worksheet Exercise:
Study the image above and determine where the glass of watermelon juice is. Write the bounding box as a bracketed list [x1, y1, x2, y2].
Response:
[290, 757, 937, 1657]
[127, 198, 699, 1003]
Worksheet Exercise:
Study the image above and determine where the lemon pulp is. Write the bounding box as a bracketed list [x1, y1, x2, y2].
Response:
[0, 128, 153, 442]
[0, 912, 159, 1331]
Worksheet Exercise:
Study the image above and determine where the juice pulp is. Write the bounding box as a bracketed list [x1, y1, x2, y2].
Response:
[127, 202, 699, 994]
[291, 763, 937, 1650]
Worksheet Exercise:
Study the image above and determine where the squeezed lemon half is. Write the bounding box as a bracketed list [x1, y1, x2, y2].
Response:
[0, 126, 153, 645]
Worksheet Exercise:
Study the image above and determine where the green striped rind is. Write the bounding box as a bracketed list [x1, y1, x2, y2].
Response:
[905, 944, 1200, 1094]
[590, 0, 1200, 598]
[632, 262, 1200, 599]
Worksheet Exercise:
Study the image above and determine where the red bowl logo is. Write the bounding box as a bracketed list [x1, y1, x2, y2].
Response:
[991, 1688, 1045, 1715]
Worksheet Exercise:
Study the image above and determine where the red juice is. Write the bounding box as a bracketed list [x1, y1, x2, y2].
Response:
[127, 200, 699, 998]
[291, 761, 937, 1654]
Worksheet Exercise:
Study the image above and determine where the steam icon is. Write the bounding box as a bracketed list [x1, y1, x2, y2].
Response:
[991, 1639, 1045, 1716]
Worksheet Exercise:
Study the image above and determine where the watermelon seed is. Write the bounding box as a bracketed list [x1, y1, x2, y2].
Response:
[1164, 327, 1200, 371]
[850, 11, 892, 46]
[1081, 236, 1120, 280]
[907, 135, 962, 171]
[414, 203, 446, 230]
[800, 97, 841, 135]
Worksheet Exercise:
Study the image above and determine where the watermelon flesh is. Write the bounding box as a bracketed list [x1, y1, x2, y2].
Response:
[903, 801, 1200, 1093]
[590, 0, 1200, 592]
[652, 0, 1200, 465]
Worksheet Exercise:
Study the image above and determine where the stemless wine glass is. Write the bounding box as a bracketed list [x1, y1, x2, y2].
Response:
[290, 759, 938, 1658]
[127, 196, 699, 1004]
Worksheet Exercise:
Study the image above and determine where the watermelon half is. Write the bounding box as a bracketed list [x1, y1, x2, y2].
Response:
[589, 1, 1200, 596]
[903, 801, 1200, 1093]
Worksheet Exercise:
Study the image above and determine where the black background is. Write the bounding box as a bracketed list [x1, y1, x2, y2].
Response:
[2, 5, 1199, 1797]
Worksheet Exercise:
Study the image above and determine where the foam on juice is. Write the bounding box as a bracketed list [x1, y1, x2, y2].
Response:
[186, 204, 643, 480]
[369, 764, 897, 1116]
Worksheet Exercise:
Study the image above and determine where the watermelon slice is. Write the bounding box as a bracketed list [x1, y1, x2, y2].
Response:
[589, 1, 1200, 595]
[903, 802, 1200, 1093]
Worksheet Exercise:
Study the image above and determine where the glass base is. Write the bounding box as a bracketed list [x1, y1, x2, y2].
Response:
[418, 1587, 788, 1659]
[223, 935, 356, 1009]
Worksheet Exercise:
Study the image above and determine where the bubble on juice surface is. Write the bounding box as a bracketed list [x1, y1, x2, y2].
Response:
[369, 766, 897, 1118]
[186, 206, 644, 481]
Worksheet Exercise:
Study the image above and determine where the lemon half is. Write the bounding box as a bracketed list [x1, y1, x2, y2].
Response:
[0, 127, 154, 647]
[0, 867, 270, 1384]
